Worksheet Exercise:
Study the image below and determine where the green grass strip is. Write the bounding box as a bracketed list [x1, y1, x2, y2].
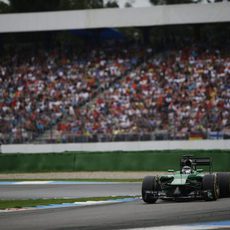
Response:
[0, 196, 138, 209]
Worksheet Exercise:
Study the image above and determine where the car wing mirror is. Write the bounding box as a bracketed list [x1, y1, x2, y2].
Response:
[197, 169, 203, 172]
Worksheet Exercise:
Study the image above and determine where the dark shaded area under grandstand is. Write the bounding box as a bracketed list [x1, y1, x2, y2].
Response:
[0, 24, 229, 144]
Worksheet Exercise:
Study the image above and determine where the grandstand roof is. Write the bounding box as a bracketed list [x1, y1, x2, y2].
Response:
[0, 2, 229, 33]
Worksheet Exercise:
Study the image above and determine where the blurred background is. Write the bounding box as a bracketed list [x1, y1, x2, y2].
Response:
[0, 0, 229, 145]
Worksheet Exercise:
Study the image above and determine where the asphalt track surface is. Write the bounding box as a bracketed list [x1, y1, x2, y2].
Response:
[0, 183, 140, 199]
[0, 183, 230, 230]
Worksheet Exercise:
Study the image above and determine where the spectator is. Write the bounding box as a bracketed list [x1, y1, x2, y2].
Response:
[0, 42, 229, 143]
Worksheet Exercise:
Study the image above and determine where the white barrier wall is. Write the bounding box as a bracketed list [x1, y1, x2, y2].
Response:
[0, 2, 229, 33]
[1, 140, 230, 154]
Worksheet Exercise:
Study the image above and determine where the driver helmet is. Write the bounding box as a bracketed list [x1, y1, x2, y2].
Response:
[182, 165, 192, 174]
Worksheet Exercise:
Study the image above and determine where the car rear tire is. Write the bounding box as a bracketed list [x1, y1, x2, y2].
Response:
[202, 174, 219, 201]
[142, 176, 158, 204]
[217, 172, 230, 198]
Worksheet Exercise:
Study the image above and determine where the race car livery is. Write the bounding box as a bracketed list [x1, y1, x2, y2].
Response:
[142, 155, 230, 203]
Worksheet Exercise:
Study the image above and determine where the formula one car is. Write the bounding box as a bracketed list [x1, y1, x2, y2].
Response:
[142, 155, 230, 203]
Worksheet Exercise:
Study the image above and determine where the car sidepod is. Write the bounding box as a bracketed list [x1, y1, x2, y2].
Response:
[159, 173, 203, 200]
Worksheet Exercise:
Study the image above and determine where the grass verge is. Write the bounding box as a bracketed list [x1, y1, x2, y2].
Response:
[0, 196, 138, 209]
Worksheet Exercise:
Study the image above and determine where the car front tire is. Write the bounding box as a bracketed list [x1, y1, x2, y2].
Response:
[142, 176, 158, 204]
[217, 172, 230, 198]
[202, 174, 219, 201]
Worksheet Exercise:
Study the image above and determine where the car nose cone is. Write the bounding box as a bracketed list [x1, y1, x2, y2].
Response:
[174, 186, 181, 196]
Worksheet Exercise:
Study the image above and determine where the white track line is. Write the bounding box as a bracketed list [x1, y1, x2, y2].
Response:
[0, 197, 138, 213]
[0, 181, 132, 185]
[125, 220, 230, 230]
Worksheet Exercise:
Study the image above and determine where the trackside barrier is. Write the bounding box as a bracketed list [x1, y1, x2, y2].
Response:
[0, 149, 229, 173]
[2, 140, 230, 154]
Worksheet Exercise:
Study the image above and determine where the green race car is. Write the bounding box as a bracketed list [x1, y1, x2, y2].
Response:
[142, 155, 230, 203]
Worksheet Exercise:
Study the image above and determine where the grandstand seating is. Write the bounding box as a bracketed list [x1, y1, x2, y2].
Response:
[0, 42, 229, 143]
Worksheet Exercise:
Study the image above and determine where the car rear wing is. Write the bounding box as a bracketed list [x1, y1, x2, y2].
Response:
[180, 156, 213, 172]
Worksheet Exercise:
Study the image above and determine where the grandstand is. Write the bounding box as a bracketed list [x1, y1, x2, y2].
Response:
[0, 2, 229, 144]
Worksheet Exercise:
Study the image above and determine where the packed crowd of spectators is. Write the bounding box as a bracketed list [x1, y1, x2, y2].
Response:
[57, 44, 230, 142]
[0, 41, 229, 143]
[0, 43, 136, 143]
